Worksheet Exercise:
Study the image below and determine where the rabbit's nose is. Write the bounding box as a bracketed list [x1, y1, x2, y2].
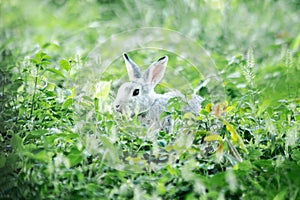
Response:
[114, 104, 121, 112]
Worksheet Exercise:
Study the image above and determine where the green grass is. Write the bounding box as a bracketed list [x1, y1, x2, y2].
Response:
[1, 0, 300, 199]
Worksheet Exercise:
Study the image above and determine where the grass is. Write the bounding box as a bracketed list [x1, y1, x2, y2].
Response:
[0, 0, 300, 199]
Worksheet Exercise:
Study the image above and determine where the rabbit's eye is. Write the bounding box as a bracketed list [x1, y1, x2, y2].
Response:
[132, 89, 140, 96]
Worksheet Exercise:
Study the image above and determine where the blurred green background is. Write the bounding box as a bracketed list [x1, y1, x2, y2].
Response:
[1, 0, 299, 56]
[1, 0, 299, 101]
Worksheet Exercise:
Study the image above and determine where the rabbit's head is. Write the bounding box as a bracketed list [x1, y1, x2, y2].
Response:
[113, 53, 168, 117]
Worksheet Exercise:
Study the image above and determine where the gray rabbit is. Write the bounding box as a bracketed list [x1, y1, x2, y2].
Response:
[113, 53, 203, 132]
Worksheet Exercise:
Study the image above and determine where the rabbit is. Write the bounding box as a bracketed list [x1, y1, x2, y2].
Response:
[113, 54, 244, 162]
[113, 53, 204, 132]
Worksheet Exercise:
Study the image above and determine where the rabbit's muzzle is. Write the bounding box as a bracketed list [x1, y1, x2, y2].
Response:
[113, 100, 133, 116]
[115, 105, 121, 112]
[113, 102, 122, 113]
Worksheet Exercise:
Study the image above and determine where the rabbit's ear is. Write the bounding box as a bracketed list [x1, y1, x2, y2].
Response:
[123, 53, 142, 81]
[144, 56, 168, 86]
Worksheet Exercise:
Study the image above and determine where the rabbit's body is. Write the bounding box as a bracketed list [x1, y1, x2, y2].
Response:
[137, 91, 180, 131]
[113, 53, 203, 132]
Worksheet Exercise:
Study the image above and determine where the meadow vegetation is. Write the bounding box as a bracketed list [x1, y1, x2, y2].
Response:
[0, 0, 299, 199]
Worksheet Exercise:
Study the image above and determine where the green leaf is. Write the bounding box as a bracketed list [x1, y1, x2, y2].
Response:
[236, 160, 252, 171]
[291, 149, 300, 165]
[11, 134, 23, 150]
[44, 82, 56, 91]
[86, 183, 101, 191]
[248, 148, 263, 160]
[167, 97, 184, 111]
[166, 165, 179, 176]
[291, 33, 300, 51]
[273, 190, 286, 200]
[30, 58, 39, 65]
[68, 88, 76, 98]
[157, 181, 167, 195]
[62, 98, 73, 109]
[94, 81, 111, 99]
[182, 112, 196, 119]
[28, 129, 48, 137]
[0, 154, 6, 168]
[46, 68, 65, 78]
[35, 150, 52, 162]
[253, 160, 273, 171]
[209, 172, 226, 188]
[99, 135, 119, 165]
[35, 51, 51, 60]
[67, 147, 83, 167]
[59, 59, 71, 71]
[41, 61, 51, 66]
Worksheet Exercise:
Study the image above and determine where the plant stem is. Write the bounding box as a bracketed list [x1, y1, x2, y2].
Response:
[30, 65, 39, 118]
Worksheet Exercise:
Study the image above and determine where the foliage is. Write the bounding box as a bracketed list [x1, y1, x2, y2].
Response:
[1, 0, 300, 199]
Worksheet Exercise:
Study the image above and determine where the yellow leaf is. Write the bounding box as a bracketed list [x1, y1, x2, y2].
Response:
[205, 103, 213, 112]
[224, 121, 238, 143]
[204, 134, 223, 142]
[216, 142, 224, 154]
[233, 164, 239, 170]
[226, 106, 235, 112]
[224, 120, 248, 153]
[165, 145, 173, 152]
